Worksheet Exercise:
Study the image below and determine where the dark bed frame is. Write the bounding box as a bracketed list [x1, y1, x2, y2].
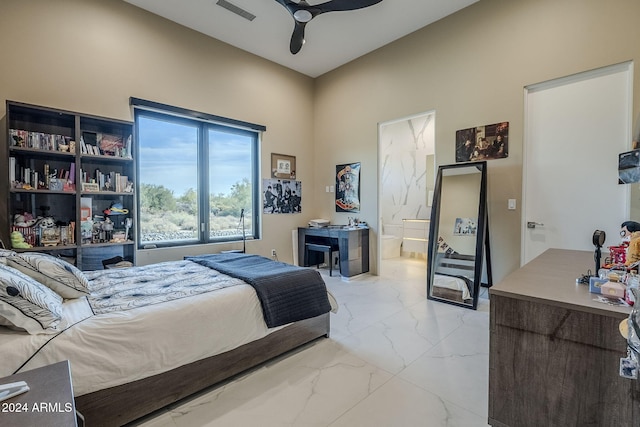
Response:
[75, 312, 330, 426]
[432, 285, 467, 303]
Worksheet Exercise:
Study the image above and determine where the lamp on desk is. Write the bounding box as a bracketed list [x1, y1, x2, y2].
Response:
[240, 208, 246, 253]
[593, 229, 605, 274]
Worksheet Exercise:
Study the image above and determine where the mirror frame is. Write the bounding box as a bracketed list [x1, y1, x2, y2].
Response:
[426, 161, 492, 310]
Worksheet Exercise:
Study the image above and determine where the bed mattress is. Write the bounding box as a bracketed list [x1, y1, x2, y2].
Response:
[0, 260, 336, 396]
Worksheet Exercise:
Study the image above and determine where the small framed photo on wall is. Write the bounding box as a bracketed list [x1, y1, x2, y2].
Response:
[271, 153, 296, 179]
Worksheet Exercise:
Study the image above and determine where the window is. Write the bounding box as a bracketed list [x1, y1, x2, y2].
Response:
[132, 99, 263, 248]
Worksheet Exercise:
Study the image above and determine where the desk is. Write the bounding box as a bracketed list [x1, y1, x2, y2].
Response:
[489, 249, 638, 426]
[0, 361, 78, 427]
[298, 226, 369, 277]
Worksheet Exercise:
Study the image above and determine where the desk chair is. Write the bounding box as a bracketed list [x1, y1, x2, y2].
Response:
[305, 243, 339, 276]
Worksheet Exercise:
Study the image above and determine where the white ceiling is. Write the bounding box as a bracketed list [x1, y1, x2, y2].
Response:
[123, 0, 479, 78]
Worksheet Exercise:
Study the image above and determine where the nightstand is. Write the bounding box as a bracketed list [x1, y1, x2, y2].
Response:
[0, 360, 78, 427]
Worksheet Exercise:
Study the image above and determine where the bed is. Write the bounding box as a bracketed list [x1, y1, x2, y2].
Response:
[431, 252, 475, 303]
[0, 251, 335, 426]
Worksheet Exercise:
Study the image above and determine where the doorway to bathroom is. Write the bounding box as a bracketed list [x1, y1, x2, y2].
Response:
[378, 111, 436, 276]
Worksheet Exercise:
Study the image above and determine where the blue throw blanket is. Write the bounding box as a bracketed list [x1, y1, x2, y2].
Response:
[186, 253, 331, 328]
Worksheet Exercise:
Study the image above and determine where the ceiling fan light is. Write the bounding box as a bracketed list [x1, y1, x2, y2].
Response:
[293, 10, 313, 22]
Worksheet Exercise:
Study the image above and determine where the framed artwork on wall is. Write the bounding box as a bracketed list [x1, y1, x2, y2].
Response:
[271, 153, 296, 179]
[335, 162, 360, 212]
[262, 178, 302, 214]
[455, 121, 509, 162]
[618, 149, 640, 184]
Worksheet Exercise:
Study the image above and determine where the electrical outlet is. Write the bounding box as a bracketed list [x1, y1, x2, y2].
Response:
[271, 249, 277, 257]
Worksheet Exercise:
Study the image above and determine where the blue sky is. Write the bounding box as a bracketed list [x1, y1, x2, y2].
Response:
[138, 116, 252, 196]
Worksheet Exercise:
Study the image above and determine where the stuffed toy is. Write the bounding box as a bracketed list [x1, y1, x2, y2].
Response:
[622, 221, 640, 266]
[627, 233, 640, 267]
[10, 231, 32, 249]
[13, 212, 36, 227]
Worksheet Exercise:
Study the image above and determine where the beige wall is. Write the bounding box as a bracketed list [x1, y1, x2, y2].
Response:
[314, 0, 640, 282]
[0, 0, 316, 264]
[3, 0, 640, 282]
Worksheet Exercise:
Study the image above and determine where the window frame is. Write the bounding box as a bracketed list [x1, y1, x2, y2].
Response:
[131, 98, 263, 249]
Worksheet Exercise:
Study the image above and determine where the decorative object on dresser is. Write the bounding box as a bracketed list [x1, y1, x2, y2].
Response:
[1, 101, 136, 270]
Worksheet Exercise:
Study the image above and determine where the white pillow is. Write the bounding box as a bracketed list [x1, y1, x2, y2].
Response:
[7, 252, 90, 299]
[0, 249, 17, 257]
[0, 249, 16, 265]
[0, 264, 64, 334]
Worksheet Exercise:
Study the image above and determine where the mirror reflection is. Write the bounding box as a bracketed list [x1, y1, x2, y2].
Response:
[427, 161, 491, 309]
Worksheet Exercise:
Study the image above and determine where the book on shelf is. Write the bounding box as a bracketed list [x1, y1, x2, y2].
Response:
[80, 168, 132, 192]
[9, 157, 16, 183]
[44, 163, 50, 188]
[9, 129, 72, 152]
[11, 161, 76, 191]
[69, 162, 75, 183]
[80, 197, 92, 221]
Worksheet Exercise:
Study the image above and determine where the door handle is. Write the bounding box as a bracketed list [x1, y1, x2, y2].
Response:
[527, 221, 544, 229]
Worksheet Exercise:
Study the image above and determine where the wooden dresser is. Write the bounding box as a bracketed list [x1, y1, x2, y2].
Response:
[489, 249, 640, 427]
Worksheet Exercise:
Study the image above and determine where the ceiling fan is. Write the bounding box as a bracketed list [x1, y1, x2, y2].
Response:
[274, 0, 384, 54]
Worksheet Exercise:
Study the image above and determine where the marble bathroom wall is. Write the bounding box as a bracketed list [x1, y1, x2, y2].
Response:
[379, 112, 435, 236]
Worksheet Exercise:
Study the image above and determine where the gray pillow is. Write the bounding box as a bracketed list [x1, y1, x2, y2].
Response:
[0, 264, 64, 334]
[7, 252, 90, 299]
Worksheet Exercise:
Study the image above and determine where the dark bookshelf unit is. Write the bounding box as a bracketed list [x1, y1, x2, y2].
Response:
[1, 101, 136, 270]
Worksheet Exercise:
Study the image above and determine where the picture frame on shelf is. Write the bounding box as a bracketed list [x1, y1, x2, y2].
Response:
[271, 153, 296, 179]
[98, 133, 124, 157]
[49, 178, 65, 191]
[82, 182, 100, 192]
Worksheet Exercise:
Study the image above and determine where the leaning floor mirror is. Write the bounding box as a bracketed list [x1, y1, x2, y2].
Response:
[426, 161, 492, 310]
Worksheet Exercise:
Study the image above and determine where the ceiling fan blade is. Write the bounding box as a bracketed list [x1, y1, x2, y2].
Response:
[315, 0, 383, 13]
[290, 21, 306, 54]
[274, 0, 383, 54]
[274, 0, 299, 17]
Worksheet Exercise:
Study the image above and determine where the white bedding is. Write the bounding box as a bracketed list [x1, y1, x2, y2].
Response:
[433, 274, 471, 300]
[0, 261, 337, 396]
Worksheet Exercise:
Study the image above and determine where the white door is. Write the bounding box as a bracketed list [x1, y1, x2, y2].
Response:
[522, 62, 633, 266]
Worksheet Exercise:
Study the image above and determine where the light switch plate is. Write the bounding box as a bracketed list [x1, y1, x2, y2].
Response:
[508, 199, 516, 210]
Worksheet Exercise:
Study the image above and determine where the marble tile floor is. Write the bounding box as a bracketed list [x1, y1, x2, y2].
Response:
[133, 257, 490, 427]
